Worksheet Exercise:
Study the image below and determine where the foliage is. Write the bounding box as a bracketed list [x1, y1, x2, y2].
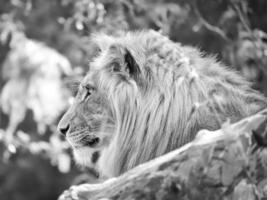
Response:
[0, 0, 267, 200]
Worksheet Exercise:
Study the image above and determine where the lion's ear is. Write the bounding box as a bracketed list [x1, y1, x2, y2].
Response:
[124, 49, 141, 79]
[108, 44, 141, 79]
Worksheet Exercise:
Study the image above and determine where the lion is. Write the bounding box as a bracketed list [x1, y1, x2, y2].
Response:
[58, 30, 267, 179]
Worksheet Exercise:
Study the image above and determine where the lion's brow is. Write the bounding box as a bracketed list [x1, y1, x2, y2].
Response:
[63, 77, 81, 93]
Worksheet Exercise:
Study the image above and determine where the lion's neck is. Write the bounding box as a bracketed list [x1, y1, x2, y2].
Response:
[100, 93, 191, 177]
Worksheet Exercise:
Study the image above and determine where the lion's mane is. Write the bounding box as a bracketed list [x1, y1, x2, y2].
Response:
[59, 30, 267, 177]
[88, 30, 267, 177]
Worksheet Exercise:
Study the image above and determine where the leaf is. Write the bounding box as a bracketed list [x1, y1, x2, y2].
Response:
[1, 35, 73, 135]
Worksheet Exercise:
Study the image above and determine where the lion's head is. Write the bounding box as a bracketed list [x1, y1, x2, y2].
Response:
[58, 30, 267, 177]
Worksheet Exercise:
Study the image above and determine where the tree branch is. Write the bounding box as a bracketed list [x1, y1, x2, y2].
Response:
[190, 0, 230, 42]
[231, 0, 267, 76]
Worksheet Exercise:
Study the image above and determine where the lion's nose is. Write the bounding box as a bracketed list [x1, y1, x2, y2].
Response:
[58, 124, 70, 136]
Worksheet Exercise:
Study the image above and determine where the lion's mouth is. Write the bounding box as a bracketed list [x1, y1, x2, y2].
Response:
[67, 129, 101, 148]
[84, 137, 100, 147]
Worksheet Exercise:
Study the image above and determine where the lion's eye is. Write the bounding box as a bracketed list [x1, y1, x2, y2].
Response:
[82, 84, 96, 100]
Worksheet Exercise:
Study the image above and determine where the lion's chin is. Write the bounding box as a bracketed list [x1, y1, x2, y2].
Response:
[73, 146, 95, 167]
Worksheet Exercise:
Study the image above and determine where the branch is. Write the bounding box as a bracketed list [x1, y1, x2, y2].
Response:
[190, 0, 230, 42]
[59, 108, 267, 200]
[231, 0, 267, 76]
[230, 1, 253, 38]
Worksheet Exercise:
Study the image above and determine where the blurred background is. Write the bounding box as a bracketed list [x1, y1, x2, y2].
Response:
[0, 0, 267, 199]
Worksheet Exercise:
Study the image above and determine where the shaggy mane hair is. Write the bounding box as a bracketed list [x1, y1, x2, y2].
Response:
[87, 30, 267, 176]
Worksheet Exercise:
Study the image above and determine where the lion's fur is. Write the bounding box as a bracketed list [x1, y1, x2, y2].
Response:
[58, 30, 267, 177]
